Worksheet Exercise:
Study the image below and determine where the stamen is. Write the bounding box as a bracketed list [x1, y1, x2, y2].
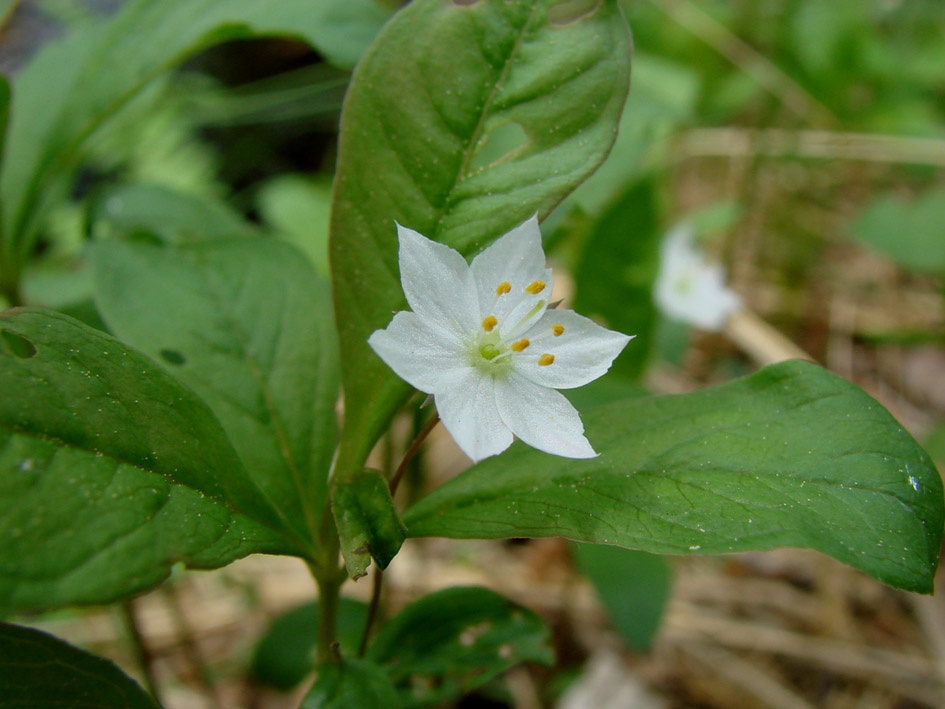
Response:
[496, 281, 512, 295]
[552, 324, 564, 336]
[538, 353, 555, 366]
[525, 280, 546, 294]
[511, 338, 530, 352]
[482, 316, 498, 332]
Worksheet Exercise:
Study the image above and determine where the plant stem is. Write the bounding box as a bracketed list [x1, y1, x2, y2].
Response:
[314, 565, 344, 665]
[388, 411, 439, 496]
[358, 567, 384, 657]
[118, 598, 163, 706]
[357, 411, 441, 655]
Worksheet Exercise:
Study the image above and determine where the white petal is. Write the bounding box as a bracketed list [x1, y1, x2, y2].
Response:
[513, 310, 633, 389]
[469, 215, 553, 332]
[368, 311, 467, 393]
[654, 223, 741, 331]
[434, 371, 514, 462]
[494, 372, 597, 458]
[397, 223, 479, 338]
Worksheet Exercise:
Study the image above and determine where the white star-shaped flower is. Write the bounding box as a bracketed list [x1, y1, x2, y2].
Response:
[368, 216, 633, 462]
[653, 223, 742, 331]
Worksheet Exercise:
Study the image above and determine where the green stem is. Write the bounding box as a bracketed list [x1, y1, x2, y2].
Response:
[312, 560, 344, 665]
[118, 599, 163, 706]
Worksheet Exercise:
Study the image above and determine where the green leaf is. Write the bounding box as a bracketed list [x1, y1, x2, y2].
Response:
[251, 598, 369, 691]
[572, 543, 671, 651]
[0, 622, 158, 708]
[849, 188, 945, 274]
[332, 469, 406, 579]
[0, 0, 387, 282]
[93, 183, 257, 243]
[91, 237, 339, 557]
[405, 361, 944, 594]
[0, 308, 292, 611]
[573, 178, 661, 380]
[301, 657, 402, 709]
[367, 586, 554, 708]
[256, 174, 332, 277]
[330, 0, 632, 474]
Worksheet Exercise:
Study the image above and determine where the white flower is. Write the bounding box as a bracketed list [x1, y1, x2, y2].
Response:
[653, 223, 742, 331]
[368, 216, 632, 462]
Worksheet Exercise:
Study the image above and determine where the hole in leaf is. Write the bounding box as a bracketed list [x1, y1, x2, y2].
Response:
[469, 121, 529, 171]
[160, 348, 186, 366]
[1, 330, 37, 359]
[547, 0, 602, 25]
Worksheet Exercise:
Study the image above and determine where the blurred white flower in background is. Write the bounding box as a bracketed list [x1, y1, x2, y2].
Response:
[653, 223, 741, 331]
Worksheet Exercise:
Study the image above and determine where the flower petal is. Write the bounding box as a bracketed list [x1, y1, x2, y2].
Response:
[435, 371, 514, 462]
[470, 215, 553, 334]
[494, 372, 597, 458]
[368, 311, 467, 393]
[513, 310, 632, 389]
[397, 223, 479, 338]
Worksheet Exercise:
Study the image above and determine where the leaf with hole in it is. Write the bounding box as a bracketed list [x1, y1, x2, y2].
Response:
[572, 543, 671, 651]
[0, 622, 158, 708]
[405, 361, 944, 594]
[330, 0, 632, 475]
[367, 586, 553, 708]
[0, 0, 388, 283]
[301, 657, 402, 709]
[333, 468, 406, 579]
[0, 308, 294, 612]
[91, 237, 339, 558]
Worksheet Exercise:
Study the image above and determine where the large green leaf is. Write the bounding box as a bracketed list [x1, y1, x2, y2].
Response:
[0, 622, 158, 708]
[0, 0, 387, 283]
[91, 238, 339, 558]
[302, 657, 402, 709]
[367, 586, 554, 708]
[405, 361, 944, 593]
[330, 0, 632, 475]
[0, 308, 293, 611]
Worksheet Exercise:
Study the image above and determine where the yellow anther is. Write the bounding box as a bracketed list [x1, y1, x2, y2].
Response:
[552, 324, 565, 336]
[538, 353, 555, 366]
[525, 280, 546, 294]
[496, 281, 512, 295]
[482, 316, 498, 332]
[511, 338, 530, 352]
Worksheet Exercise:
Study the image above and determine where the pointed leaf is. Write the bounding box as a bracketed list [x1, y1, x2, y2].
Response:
[330, 0, 632, 472]
[0, 622, 158, 708]
[367, 586, 554, 708]
[333, 469, 406, 579]
[91, 237, 339, 555]
[0, 308, 293, 611]
[572, 543, 671, 651]
[405, 361, 944, 593]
